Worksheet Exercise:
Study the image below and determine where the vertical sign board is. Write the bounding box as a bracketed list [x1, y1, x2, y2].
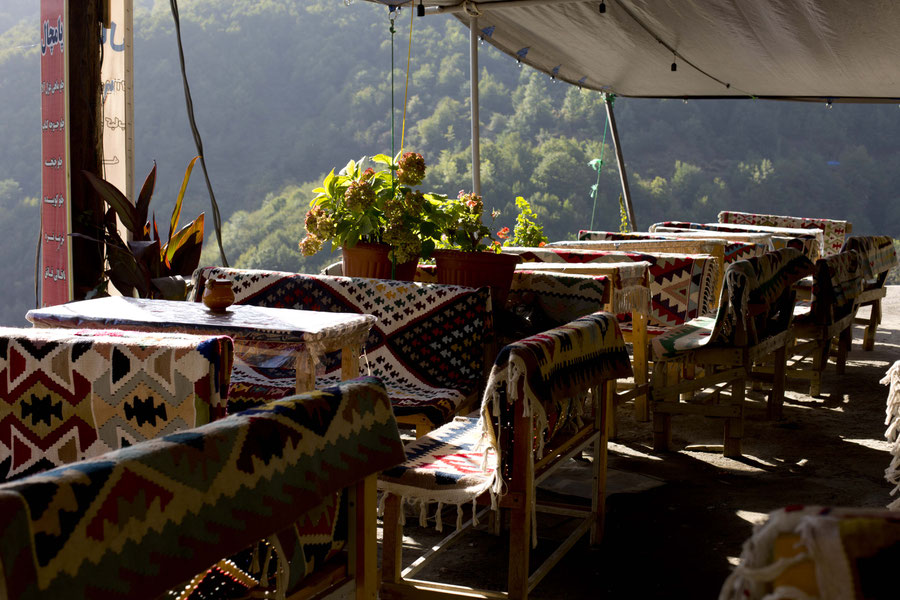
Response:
[40, 0, 71, 305]
[101, 0, 134, 206]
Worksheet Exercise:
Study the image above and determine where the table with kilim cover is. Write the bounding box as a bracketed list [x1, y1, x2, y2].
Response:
[650, 249, 815, 454]
[721, 506, 900, 600]
[378, 313, 632, 599]
[507, 270, 610, 333]
[0, 327, 232, 482]
[26, 296, 374, 396]
[191, 267, 493, 432]
[719, 210, 851, 256]
[840, 235, 898, 350]
[650, 221, 822, 262]
[504, 246, 719, 330]
[576, 230, 770, 265]
[0, 377, 404, 600]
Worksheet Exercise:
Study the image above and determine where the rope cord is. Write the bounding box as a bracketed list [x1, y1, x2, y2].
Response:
[388, 8, 398, 277]
[588, 94, 611, 231]
[400, 6, 413, 153]
[169, 0, 228, 267]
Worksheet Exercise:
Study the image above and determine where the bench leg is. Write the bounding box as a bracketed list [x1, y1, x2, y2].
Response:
[767, 347, 787, 420]
[380, 492, 403, 587]
[835, 326, 851, 374]
[863, 300, 881, 351]
[632, 312, 649, 422]
[591, 385, 608, 545]
[651, 363, 673, 452]
[724, 376, 745, 458]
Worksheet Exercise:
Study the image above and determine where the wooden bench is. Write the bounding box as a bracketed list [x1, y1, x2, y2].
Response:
[650, 248, 815, 456]
[191, 267, 494, 436]
[718, 210, 851, 256]
[378, 312, 632, 600]
[0, 377, 405, 600]
[841, 235, 898, 350]
[785, 249, 863, 396]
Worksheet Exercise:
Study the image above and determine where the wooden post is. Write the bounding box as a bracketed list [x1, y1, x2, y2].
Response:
[68, 1, 105, 300]
[604, 94, 637, 231]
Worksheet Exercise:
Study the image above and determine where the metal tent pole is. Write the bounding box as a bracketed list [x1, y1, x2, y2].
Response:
[469, 16, 481, 195]
[604, 94, 637, 230]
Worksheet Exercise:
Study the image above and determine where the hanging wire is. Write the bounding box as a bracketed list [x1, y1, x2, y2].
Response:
[389, 8, 397, 161]
[399, 5, 414, 153]
[170, 0, 228, 266]
[588, 94, 611, 231]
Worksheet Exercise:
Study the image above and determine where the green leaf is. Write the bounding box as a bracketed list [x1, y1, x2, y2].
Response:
[168, 155, 199, 244]
[83, 170, 138, 232]
[135, 162, 156, 240]
[150, 276, 189, 301]
[372, 154, 393, 166]
[165, 213, 204, 273]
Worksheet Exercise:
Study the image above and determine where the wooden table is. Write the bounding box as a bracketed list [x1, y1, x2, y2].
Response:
[26, 296, 377, 394]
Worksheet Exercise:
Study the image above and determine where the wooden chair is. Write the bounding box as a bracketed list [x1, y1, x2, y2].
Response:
[784, 249, 863, 396]
[840, 235, 898, 351]
[718, 210, 852, 256]
[378, 312, 633, 600]
[0, 376, 405, 600]
[650, 248, 815, 456]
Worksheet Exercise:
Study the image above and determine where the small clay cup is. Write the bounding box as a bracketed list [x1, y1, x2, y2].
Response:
[202, 278, 235, 313]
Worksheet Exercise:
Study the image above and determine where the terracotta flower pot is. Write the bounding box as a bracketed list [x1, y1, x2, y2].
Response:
[341, 242, 418, 281]
[434, 249, 521, 308]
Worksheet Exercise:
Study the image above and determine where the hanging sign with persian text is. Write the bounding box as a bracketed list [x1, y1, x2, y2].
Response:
[40, 0, 71, 305]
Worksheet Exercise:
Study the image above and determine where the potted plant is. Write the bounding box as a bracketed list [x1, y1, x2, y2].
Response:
[299, 151, 446, 280]
[433, 191, 520, 307]
[78, 158, 205, 300]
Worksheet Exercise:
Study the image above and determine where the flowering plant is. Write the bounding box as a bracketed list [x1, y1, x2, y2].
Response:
[299, 152, 446, 263]
[504, 196, 547, 248]
[438, 191, 507, 253]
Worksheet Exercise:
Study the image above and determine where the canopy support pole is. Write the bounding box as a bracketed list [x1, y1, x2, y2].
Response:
[604, 94, 637, 230]
[469, 16, 481, 196]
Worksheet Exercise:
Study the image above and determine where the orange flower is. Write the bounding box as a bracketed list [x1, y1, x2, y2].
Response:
[497, 227, 510, 239]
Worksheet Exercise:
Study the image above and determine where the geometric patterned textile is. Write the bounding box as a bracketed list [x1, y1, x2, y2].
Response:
[509, 270, 610, 325]
[503, 246, 719, 328]
[794, 250, 863, 327]
[650, 221, 822, 261]
[379, 312, 631, 531]
[719, 210, 851, 256]
[577, 229, 769, 264]
[883, 360, 900, 509]
[720, 506, 900, 600]
[841, 235, 898, 282]
[483, 311, 632, 458]
[192, 267, 493, 429]
[651, 248, 816, 360]
[0, 327, 232, 482]
[0, 376, 404, 600]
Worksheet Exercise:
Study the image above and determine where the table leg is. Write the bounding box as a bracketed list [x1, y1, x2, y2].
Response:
[341, 343, 361, 380]
[295, 353, 316, 394]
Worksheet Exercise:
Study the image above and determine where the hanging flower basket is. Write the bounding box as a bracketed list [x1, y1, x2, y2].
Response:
[342, 242, 418, 281]
[434, 249, 520, 308]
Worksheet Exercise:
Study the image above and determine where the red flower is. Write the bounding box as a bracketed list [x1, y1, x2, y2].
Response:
[497, 227, 510, 239]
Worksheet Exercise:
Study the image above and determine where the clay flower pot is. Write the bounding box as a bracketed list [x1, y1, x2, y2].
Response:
[341, 242, 418, 281]
[433, 249, 521, 308]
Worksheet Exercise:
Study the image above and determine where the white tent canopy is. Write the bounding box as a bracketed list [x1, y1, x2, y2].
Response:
[417, 0, 900, 102]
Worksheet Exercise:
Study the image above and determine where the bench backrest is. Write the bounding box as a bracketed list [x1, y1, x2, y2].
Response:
[0, 327, 232, 482]
[841, 235, 898, 285]
[503, 247, 718, 328]
[807, 250, 863, 326]
[718, 210, 851, 256]
[192, 267, 492, 396]
[483, 311, 632, 460]
[0, 377, 404, 600]
[711, 248, 816, 347]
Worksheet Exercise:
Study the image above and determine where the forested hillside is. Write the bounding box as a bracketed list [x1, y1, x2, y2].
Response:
[1, 0, 899, 323]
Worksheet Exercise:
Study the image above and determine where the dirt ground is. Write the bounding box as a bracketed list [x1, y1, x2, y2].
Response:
[380, 286, 900, 599]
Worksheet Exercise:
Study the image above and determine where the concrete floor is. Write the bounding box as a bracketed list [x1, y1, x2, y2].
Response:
[379, 286, 900, 599]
